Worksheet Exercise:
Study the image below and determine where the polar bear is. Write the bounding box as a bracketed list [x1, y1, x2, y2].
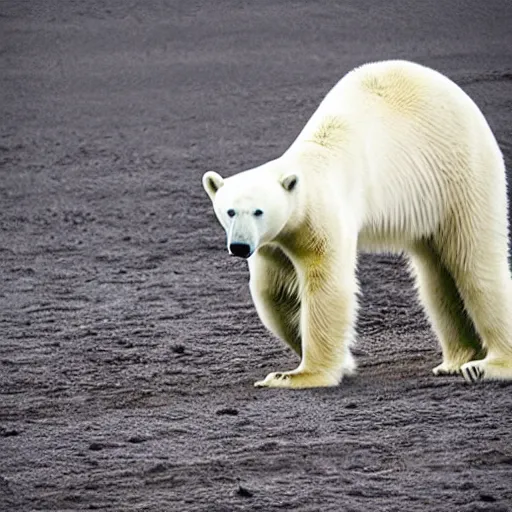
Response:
[202, 60, 512, 388]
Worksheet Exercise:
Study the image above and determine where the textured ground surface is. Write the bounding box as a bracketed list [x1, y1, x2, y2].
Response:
[1, 1, 512, 511]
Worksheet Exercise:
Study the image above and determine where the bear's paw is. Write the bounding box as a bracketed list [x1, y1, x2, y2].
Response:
[432, 361, 463, 376]
[254, 370, 340, 389]
[460, 357, 512, 383]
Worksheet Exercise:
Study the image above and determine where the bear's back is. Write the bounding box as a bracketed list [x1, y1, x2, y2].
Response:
[290, 60, 505, 247]
[328, 61, 484, 130]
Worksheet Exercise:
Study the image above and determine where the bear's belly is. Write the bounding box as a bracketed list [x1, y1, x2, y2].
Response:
[357, 229, 417, 254]
[357, 207, 441, 253]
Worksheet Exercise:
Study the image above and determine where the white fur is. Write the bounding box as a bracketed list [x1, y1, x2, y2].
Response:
[203, 60, 512, 388]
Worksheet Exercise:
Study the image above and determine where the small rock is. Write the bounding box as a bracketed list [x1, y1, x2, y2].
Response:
[146, 462, 168, 474]
[128, 435, 147, 444]
[479, 493, 497, 503]
[0, 427, 20, 437]
[216, 407, 239, 416]
[0, 475, 13, 495]
[236, 484, 253, 498]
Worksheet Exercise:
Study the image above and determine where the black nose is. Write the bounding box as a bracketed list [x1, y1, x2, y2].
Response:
[229, 243, 252, 258]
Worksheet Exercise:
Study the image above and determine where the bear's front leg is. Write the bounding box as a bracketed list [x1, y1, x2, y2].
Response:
[255, 250, 358, 389]
[249, 246, 302, 356]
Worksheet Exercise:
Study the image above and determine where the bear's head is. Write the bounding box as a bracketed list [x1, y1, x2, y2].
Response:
[202, 169, 298, 258]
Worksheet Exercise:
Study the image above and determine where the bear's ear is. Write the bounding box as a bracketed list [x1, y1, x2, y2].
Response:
[281, 174, 298, 192]
[202, 171, 224, 200]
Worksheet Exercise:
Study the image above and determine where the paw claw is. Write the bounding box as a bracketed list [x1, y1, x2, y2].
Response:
[254, 370, 339, 389]
[254, 371, 291, 388]
[461, 361, 485, 383]
[432, 362, 462, 376]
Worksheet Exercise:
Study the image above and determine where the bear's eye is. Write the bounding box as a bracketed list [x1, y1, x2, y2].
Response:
[227, 209, 236, 218]
[254, 209, 263, 217]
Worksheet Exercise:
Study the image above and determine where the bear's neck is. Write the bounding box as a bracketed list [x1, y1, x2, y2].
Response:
[276, 214, 329, 263]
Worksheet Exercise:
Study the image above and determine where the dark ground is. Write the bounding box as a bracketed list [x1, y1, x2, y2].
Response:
[1, 1, 512, 511]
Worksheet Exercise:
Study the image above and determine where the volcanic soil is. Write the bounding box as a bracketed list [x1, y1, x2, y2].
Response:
[1, 1, 512, 511]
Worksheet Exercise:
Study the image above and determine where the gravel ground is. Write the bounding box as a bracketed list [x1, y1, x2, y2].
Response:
[1, 1, 512, 511]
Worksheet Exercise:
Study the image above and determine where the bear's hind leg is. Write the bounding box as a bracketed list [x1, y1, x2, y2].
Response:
[452, 258, 512, 383]
[409, 241, 484, 376]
